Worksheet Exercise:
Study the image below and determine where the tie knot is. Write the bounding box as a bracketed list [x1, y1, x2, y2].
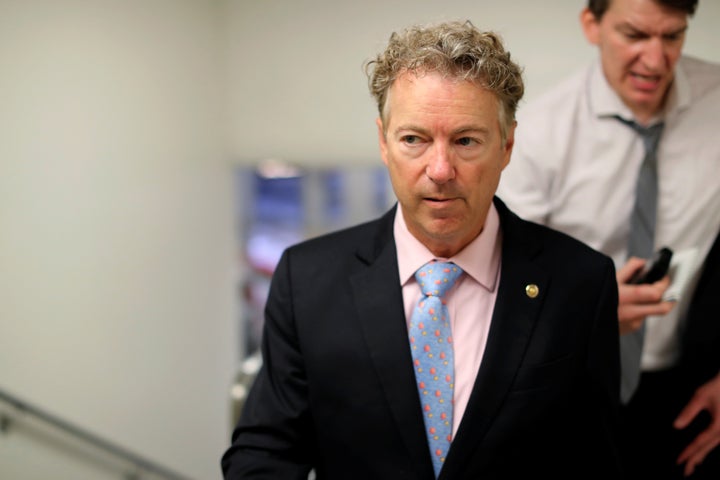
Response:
[614, 116, 664, 154]
[415, 261, 463, 298]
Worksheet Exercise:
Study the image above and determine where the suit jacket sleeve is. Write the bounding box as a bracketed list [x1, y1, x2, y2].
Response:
[221, 247, 315, 479]
[583, 255, 623, 474]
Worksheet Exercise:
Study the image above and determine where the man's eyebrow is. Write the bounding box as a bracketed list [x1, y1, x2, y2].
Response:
[616, 22, 688, 37]
[393, 124, 428, 134]
[664, 25, 688, 37]
[452, 126, 490, 136]
[393, 125, 490, 135]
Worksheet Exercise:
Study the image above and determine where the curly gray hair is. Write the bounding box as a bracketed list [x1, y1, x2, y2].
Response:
[364, 20, 524, 143]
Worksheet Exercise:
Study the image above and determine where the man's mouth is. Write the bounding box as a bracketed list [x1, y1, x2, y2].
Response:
[629, 72, 662, 91]
[423, 196, 459, 208]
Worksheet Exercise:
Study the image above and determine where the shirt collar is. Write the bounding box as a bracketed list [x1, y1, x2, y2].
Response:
[665, 59, 691, 115]
[394, 202, 502, 292]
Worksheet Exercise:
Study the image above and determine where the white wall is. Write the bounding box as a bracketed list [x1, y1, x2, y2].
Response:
[0, 1, 717, 479]
[0, 1, 237, 479]
[225, 0, 720, 166]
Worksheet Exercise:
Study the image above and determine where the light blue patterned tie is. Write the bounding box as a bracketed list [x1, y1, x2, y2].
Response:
[616, 117, 664, 403]
[408, 261, 463, 477]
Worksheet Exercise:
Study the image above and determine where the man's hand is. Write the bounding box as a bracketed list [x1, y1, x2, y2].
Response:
[616, 257, 675, 335]
[675, 373, 720, 476]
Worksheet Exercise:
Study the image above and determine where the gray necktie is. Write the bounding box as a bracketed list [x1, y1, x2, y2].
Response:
[615, 117, 664, 403]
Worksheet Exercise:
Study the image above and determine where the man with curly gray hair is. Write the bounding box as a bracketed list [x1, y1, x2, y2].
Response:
[365, 20, 524, 146]
[223, 20, 623, 479]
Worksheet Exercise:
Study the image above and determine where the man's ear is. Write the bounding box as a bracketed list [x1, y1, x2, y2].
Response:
[501, 120, 516, 170]
[580, 7, 601, 45]
[376, 117, 389, 166]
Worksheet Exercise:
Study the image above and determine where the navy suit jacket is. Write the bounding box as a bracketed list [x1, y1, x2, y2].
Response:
[222, 197, 623, 479]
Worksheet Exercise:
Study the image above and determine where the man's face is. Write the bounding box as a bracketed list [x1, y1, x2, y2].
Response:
[582, 0, 688, 123]
[376, 71, 514, 258]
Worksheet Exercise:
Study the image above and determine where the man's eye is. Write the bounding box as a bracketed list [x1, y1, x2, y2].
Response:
[625, 32, 646, 41]
[457, 137, 477, 146]
[402, 135, 421, 144]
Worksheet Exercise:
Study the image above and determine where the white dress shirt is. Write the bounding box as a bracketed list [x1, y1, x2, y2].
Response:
[497, 56, 720, 371]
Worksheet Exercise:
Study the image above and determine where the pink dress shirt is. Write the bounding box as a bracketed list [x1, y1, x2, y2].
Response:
[394, 203, 502, 435]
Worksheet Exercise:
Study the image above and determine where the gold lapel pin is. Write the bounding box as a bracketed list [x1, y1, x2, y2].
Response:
[525, 284, 539, 299]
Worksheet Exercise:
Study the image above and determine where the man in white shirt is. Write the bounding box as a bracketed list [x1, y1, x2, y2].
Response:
[498, 0, 720, 478]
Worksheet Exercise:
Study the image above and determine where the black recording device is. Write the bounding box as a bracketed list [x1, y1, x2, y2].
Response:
[629, 247, 673, 285]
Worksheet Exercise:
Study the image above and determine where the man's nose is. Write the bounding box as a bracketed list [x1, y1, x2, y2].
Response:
[641, 37, 667, 71]
[425, 144, 456, 184]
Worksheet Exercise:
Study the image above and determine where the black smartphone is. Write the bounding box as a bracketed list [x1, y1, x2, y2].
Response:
[629, 247, 673, 284]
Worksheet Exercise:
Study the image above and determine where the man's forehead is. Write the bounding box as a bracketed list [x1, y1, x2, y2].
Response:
[604, 0, 690, 29]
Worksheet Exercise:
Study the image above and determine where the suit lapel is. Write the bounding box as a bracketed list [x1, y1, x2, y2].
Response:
[349, 208, 435, 476]
[349, 201, 553, 478]
[442, 199, 550, 477]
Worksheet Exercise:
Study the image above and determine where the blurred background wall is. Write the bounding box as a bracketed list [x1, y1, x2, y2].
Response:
[0, 1, 717, 479]
[0, 1, 236, 479]
[226, 0, 720, 165]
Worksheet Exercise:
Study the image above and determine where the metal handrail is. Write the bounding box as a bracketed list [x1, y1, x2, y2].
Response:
[0, 386, 193, 480]
[229, 350, 262, 427]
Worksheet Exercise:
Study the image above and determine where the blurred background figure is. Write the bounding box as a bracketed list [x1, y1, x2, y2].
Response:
[498, 0, 720, 477]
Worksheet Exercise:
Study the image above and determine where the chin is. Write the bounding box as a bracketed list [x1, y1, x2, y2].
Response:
[425, 219, 464, 240]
